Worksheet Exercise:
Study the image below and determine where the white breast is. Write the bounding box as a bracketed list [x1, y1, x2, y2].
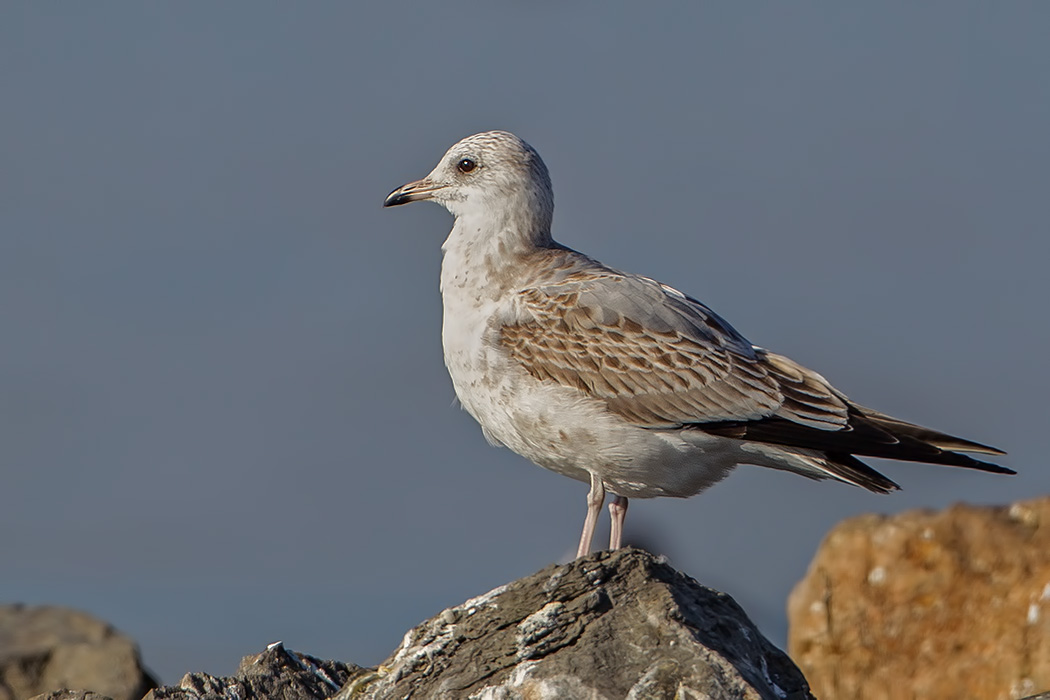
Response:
[437, 224, 747, 500]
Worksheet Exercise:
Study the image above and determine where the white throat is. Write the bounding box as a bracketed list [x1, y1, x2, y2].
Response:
[439, 199, 551, 300]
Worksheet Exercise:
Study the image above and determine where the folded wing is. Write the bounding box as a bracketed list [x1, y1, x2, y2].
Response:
[499, 271, 1011, 492]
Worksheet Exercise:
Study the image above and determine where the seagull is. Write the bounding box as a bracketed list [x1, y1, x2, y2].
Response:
[383, 130, 1012, 558]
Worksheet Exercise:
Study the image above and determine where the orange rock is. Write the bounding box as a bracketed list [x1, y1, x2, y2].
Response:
[788, 497, 1050, 700]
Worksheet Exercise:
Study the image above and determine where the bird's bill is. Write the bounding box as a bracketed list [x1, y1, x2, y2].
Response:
[383, 178, 445, 207]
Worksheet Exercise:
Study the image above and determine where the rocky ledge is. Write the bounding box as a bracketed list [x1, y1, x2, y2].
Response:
[13, 499, 1050, 700]
[334, 547, 812, 699]
[10, 548, 813, 700]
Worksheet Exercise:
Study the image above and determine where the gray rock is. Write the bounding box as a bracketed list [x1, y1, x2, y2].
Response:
[341, 547, 813, 700]
[142, 549, 811, 700]
[145, 643, 366, 700]
[28, 691, 114, 700]
[0, 605, 156, 700]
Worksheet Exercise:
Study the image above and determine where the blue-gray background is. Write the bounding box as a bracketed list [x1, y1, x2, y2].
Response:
[3, 3, 1047, 683]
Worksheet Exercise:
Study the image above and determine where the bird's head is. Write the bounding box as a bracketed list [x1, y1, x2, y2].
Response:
[384, 130, 554, 240]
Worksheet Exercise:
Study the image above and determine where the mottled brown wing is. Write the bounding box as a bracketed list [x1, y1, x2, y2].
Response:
[499, 274, 850, 430]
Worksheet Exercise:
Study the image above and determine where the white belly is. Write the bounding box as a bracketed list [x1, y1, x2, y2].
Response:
[440, 291, 743, 499]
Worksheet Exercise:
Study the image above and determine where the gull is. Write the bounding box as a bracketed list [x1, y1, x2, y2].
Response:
[383, 130, 1012, 558]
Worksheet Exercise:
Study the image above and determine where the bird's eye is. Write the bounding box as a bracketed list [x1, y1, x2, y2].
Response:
[457, 158, 477, 174]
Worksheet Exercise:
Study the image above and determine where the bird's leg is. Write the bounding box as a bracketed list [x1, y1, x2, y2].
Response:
[576, 473, 606, 558]
[608, 496, 628, 550]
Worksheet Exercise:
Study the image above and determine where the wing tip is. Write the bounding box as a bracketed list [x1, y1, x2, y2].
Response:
[971, 444, 1008, 457]
[971, 460, 1016, 475]
[858, 406, 1007, 457]
[927, 438, 1007, 457]
[823, 453, 902, 494]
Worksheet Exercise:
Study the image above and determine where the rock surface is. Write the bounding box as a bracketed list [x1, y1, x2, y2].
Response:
[145, 644, 364, 700]
[341, 547, 812, 700]
[28, 691, 116, 700]
[788, 497, 1050, 700]
[144, 548, 811, 700]
[0, 605, 156, 700]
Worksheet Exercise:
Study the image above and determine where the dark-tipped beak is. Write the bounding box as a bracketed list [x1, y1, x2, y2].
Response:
[383, 178, 445, 208]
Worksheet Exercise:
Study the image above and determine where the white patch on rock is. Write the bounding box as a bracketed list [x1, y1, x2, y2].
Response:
[867, 566, 887, 585]
[401, 628, 455, 679]
[1008, 503, 1037, 526]
[541, 571, 564, 594]
[468, 662, 540, 699]
[508, 660, 538, 686]
[1028, 602, 1040, 625]
[462, 583, 509, 611]
[471, 674, 595, 700]
[1011, 677, 1036, 698]
[518, 601, 566, 648]
[391, 628, 418, 665]
[760, 655, 788, 699]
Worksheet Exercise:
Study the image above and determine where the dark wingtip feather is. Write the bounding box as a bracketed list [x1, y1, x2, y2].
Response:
[699, 410, 1014, 480]
[824, 453, 901, 494]
[965, 458, 1015, 475]
[855, 405, 1007, 456]
[932, 439, 1006, 457]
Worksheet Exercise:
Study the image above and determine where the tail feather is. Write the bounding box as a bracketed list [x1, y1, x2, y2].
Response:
[821, 452, 900, 494]
[699, 401, 1014, 493]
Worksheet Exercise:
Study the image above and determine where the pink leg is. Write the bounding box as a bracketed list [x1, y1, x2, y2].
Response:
[576, 473, 606, 558]
[608, 496, 628, 550]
